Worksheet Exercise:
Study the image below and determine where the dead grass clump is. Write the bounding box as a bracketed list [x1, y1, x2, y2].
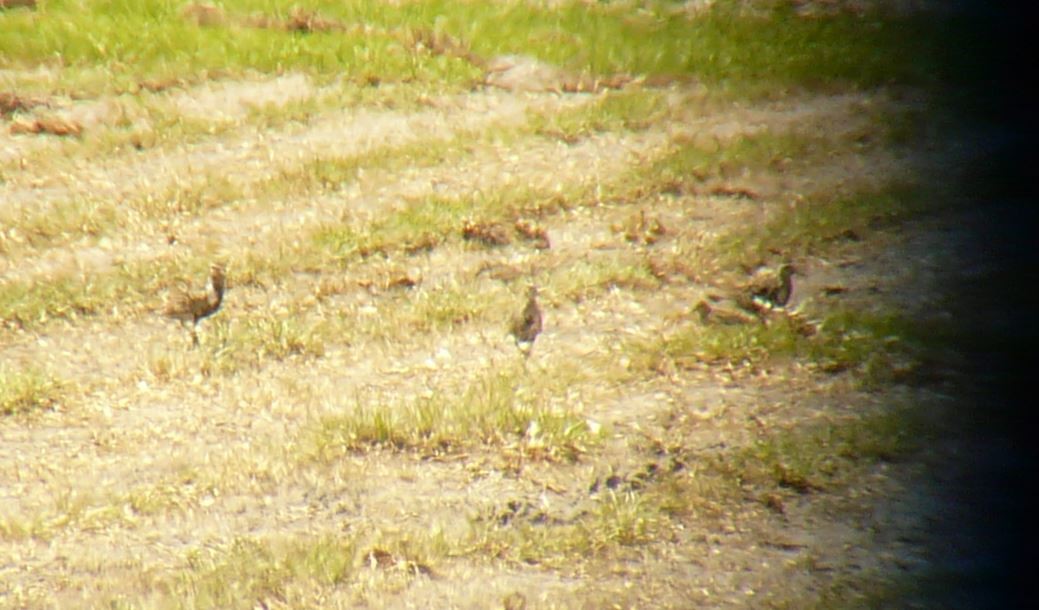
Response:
[283, 8, 347, 34]
[461, 219, 552, 250]
[9, 115, 83, 137]
[0, 91, 45, 116]
[461, 220, 512, 247]
[615, 209, 668, 245]
[513, 219, 551, 249]
[180, 2, 227, 27]
[0, 0, 35, 9]
[241, 7, 350, 34]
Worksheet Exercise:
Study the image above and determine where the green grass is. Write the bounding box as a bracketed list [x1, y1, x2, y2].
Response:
[549, 255, 661, 301]
[0, 77, 441, 183]
[475, 489, 664, 566]
[0, 487, 126, 542]
[630, 130, 836, 203]
[529, 88, 670, 141]
[0, 1, 478, 96]
[726, 407, 926, 494]
[175, 536, 357, 610]
[476, 403, 926, 566]
[157, 529, 455, 609]
[715, 182, 932, 267]
[0, 257, 192, 328]
[0, 271, 130, 325]
[0, 365, 64, 416]
[0, 196, 118, 253]
[313, 366, 599, 461]
[632, 306, 933, 387]
[1, 1, 944, 98]
[148, 311, 326, 378]
[315, 194, 468, 259]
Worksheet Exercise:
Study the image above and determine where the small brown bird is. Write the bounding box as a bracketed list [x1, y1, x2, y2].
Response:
[462, 219, 512, 247]
[513, 219, 551, 250]
[738, 264, 795, 316]
[758, 263, 795, 307]
[164, 263, 226, 346]
[510, 285, 542, 358]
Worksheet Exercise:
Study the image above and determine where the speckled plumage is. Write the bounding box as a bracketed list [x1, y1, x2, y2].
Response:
[510, 286, 542, 357]
[165, 263, 226, 345]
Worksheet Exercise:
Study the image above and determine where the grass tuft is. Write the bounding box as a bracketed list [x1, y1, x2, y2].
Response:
[715, 183, 931, 267]
[631, 306, 929, 386]
[176, 536, 357, 609]
[314, 367, 597, 461]
[529, 88, 669, 141]
[727, 408, 926, 494]
[1, 1, 945, 99]
[0, 365, 64, 416]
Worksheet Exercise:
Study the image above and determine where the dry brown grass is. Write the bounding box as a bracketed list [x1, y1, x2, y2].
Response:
[0, 41, 955, 608]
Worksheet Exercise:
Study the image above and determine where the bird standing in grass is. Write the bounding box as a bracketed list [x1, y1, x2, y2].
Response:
[755, 263, 796, 308]
[737, 263, 796, 316]
[510, 285, 542, 359]
[164, 263, 226, 346]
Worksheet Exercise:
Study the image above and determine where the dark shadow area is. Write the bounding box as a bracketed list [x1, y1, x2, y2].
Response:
[926, 2, 1035, 608]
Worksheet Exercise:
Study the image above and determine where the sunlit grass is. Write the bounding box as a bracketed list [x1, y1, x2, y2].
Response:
[0, 365, 64, 416]
[529, 88, 670, 141]
[0, 117, 872, 334]
[0, 1, 944, 98]
[714, 182, 932, 267]
[629, 306, 931, 386]
[475, 489, 664, 566]
[1, 100, 524, 255]
[0, 1, 478, 96]
[175, 536, 358, 610]
[313, 365, 599, 461]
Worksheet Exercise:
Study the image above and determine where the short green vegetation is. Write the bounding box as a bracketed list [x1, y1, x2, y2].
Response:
[1, 1, 942, 98]
[314, 366, 598, 461]
[631, 306, 935, 388]
[729, 408, 925, 494]
[715, 183, 932, 267]
[174, 536, 358, 610]
[0, 365, 64, 416]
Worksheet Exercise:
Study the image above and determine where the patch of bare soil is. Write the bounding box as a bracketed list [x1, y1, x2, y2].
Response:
[0, 69, 983, 608]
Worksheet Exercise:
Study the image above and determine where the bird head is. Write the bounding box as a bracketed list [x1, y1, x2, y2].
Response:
[209, 263, 226, 292]
[693, 300, 711, 321]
